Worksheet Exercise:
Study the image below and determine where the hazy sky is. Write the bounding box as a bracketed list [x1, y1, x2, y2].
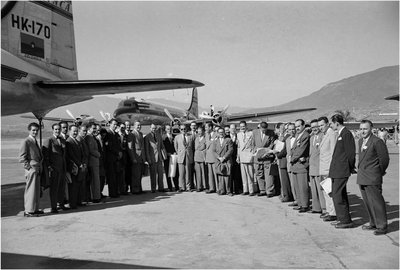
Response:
[72, 1, 399, 109]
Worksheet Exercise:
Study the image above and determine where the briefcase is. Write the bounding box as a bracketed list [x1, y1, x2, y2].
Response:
[142, 164, 149, 177]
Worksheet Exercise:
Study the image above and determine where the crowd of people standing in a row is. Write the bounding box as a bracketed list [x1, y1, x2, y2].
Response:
[19, 114, 390, 235]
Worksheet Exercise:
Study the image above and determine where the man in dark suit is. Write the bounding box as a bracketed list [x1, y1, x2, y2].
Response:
[144, 124, 166, 192]
[162, 124, 179, 191]
[42, 123, 67, 213]
[357, 120, 390, 235]
[253, 121, 276, 197]
[104, 119, 122, 198]
[214, 127, 234, 196]
[117, 123, 128, 195]
[124, 121, 133, 193]
[76, 125, 89, 204]
[227, 124, 242, 194]
[329, 114, 356, 229]
[19, 122, 44, 217]
[205, 122, 218, 193]
[290, 119, 310, 212]
[59, 121, 70, 206]
[66, 125, 85, 209]
[86, 123, 101, 203]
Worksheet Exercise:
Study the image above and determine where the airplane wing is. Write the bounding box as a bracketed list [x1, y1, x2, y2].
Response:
[226, 108, 317, 122]
[36, 79, 204, 96]
[20, 115, 74, 122]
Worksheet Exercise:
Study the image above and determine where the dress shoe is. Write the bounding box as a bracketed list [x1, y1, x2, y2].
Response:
[219, 192, 226, 195]
[206, 190, 216, 194]
[362, 225, 377, 231]
[33, 210, 44, 215]
[298, 207, 309, 213]
[330, 220, 340, 225]
[241, 192, 249, 195]
[60, 205, 71, 211]
[257, 192, 266, 197]
[50, 208, 59, 214]
[77, 203, 87, 206]
[320, 213, 329, 219]
[308, 210, 322, 214]
[288, 202, 298, 207]
[374, 228, 387, 235]
[335, 222, 354, 229]
[249, 193, 255, 196]
[24, 212, 37, 217]
[190, 189, 196, 192]
[151, 190, 156, 193]
[323, 215, 337, 222]
[120, 192, 129, 195]
[293, 206, 301, 210]
[228, 193, 233, 196]
[92, 199, 101, 204]
[266, 194, 274, 198]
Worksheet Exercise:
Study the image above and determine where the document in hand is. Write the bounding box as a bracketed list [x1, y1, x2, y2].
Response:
[274, 140, 284, 152]
[320, 177, 332, 194]
[255, 148, 273, 160]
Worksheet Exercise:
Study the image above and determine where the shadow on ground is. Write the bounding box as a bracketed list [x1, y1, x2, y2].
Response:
[1, 183, 179, 218]
[1, 252, 170, 269]
[349, 193, 399, 233]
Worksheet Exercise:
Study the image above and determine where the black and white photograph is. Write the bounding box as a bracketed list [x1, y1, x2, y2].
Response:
[1, 0, 399, 268]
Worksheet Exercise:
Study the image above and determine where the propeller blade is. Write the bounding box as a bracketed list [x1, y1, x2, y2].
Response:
[221, 104, 230, 115]
[99, 111, 107, 121]
[164, 108, 175, 122]
[104, 112, 111, 121]
[66, 109, 75, 120]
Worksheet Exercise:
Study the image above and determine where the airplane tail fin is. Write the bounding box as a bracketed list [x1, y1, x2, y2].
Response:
[1, 1, 78, 79]
[186, 88, 198, 118]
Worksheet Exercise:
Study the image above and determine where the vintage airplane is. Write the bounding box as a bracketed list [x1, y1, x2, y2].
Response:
[1, 1, 204, 142]
[114, 87, 317, 132]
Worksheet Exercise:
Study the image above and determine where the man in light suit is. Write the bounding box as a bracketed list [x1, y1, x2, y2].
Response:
[42, 123, 67, 213]
[214, 127, 234, 196]
[308, 119, 324, 214]
[144, 124, 166, 192]
[290, 119, 310, 212]
[236, 121, 255, 196]
[131, 120, 145, 194]
[318, 116, 337, 222]
[273, 122, 293, 202]
[174, 124, 195, 191]
[253, 121, 276, 197]
[162, 124, 179, 191]
[205, 122, 218, 193]
[86, 123, 101, 203]
[194, 125, 207, 191]
[329, 114, 356, 229]
[285, 123, 297, 206]
[19, 122, 44, 217]
[357, 120, 390, 235]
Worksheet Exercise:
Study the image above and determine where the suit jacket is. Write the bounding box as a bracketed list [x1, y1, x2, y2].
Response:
[290, 130, 310, 174]
[309, 133, 323, 176]
[85, 134, 100, 167]
[205, 132, 218, 163]
[144, 132, 166, 164]
[213, 137, 233, 164]
[194, 135, 207, 162]
[104, 129, 121, 162]
[126, 133, 136, 163]
[174, 133, 194, 164]
[357, 135, 389, 185]
[19, 136, 43, 172]
[236, 131, 254, 163]
[66, 137, 84, 171]
[76, 135, 89, 166]
[132, 130, 145, 163]
[329, 127, 356, 178]
[162, 134, 176, 155]
[285, 136, 295, 172]
[252, 129, 275, 164]
[275, 133, 290, 169]
[319, 127, 337, 176]
[42, 135, 66, 173]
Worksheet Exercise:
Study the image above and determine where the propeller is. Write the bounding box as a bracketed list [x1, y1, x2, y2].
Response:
[220, 104, 230, 115]
[66, 109, 75, 120]
[164, 108, 175, 122]
[99, 110, 107, 122]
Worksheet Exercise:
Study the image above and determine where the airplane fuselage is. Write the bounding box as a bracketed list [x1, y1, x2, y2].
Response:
[114, 98, 196, 125]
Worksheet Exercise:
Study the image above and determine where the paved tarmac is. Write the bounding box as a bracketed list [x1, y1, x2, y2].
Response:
[1, 140, 399, 269]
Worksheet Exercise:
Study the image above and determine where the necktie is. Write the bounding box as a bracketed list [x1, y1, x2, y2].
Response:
[220, 138, 223, 146]
[153, 133, 157, 142]
[183, 135, 187, 147]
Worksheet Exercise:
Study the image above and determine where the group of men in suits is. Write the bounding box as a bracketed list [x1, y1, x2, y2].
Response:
[272, 114, 390, 235]
[19, 114, 391, 235]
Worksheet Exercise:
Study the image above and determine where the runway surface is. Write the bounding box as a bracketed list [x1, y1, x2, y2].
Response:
[1, 138, 399, 269]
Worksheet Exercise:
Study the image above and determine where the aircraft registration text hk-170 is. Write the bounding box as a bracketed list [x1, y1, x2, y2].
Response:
[11, 14, 51, 39]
